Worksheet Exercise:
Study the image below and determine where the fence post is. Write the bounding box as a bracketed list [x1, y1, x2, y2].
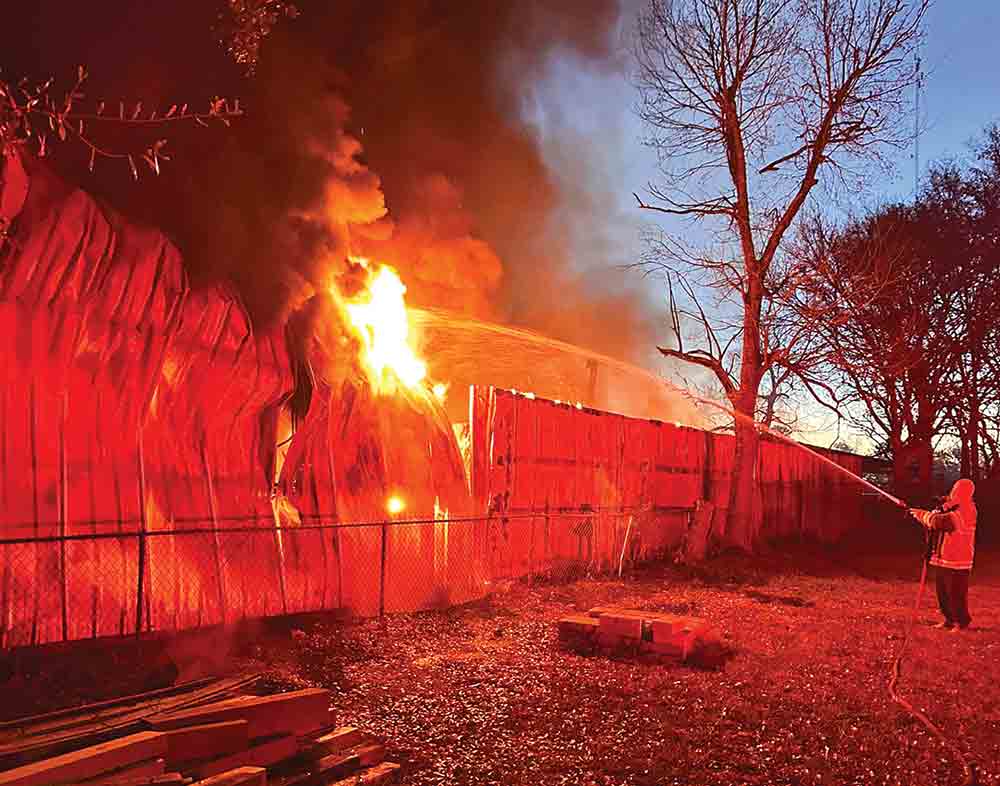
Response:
[529, 512, 535, 578]
[378, 522, 387, 618]
[702, 430, 713, 502]
[202, 443, 227, 625]
[58, 391, 69, 642]
[544, 499, 550, 568]
[135, 427, 147, 638]
[29, 382, 40, 646]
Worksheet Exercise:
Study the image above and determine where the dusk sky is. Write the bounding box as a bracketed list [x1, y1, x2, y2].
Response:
[529, 0, 1000, 446]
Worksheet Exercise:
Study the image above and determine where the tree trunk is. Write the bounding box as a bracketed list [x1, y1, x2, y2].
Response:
[893, 435, 934, 505]
[725, 276, 764, 552]
[968, 399, 981, 483]
[725, 411, 762, 551]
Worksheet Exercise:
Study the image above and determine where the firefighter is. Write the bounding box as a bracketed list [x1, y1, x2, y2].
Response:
[908, 478, 978, 631]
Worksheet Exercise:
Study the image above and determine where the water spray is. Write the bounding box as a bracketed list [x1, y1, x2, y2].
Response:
[470, 329, 976, 785]
[417, 307, 975, 782]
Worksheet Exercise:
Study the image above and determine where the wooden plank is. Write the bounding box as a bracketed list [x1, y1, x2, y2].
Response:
[73, 775, 187, 786]
[185, 735, 296, 781]
[302, 727, 365, 760]
[0, 676, 248, 746]
[76, 757, 165, 785]
[0, 678, 216, 734]
[147, 689, 330, 740]
[597, 613, 642, 640]
[327, 762, 401, 786]
[353, 744, 385, 768]
[282, 750, 362, 786]
[163, 721, 249, 767]
[0, 675, 260, 771]
[190, 767, 265, 786]
[0, 731, 166, 786]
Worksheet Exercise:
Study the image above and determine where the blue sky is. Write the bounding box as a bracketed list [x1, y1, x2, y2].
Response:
[891, 0, 1000, 199]
[525, 0, 1000, 447]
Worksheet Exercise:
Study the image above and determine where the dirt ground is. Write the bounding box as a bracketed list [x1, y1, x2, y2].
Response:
[4, 539, 999, 785]
[229, 540, 1000, 786]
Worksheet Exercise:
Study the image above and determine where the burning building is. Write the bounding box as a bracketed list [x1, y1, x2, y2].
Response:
[0, 150, 476, 646]
[0, 145, 872, 649]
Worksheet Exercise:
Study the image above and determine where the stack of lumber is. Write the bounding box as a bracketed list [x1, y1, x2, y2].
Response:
[558, 606, 725, 666]
[0, 680, 400, 786]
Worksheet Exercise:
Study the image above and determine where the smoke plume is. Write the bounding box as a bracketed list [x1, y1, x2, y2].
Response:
[3, 0, 664, 363]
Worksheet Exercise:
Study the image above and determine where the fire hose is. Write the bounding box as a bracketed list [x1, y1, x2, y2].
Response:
[632, 376, 979, 783]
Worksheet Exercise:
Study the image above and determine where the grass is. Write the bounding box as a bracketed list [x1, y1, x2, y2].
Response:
[242, 540, 1000, 786]
[2, 538, 997, 785]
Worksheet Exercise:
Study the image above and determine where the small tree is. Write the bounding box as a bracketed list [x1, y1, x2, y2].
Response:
[0, 1, 299, 176]
[633, 0, 927, 549]
[0, 68, 241, 177]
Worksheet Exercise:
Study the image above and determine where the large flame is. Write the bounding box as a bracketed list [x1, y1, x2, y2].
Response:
[341, 262, 428, 395]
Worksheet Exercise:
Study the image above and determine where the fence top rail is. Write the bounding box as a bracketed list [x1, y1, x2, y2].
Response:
[0, 506, 691, 546]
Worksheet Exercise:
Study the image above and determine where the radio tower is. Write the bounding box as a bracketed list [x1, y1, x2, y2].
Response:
[913, 39, 923, 199]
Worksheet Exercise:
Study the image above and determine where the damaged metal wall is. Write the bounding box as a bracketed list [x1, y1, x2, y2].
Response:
[0, 154, 478, 649]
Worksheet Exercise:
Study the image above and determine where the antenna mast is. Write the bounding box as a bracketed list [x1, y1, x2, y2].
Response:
[914, 37, 923, 198]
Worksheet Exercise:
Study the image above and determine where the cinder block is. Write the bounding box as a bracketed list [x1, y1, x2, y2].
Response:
[650, 616, 685, 642]
[0, 731, 166, 786]
[588, 607, 648, 619]
[641, 639, 684, 658]
[558, 615, 599, 638]
[677, 620, 721, 659]
[598, 613, 643, 640]
[191, 767, 266, 786]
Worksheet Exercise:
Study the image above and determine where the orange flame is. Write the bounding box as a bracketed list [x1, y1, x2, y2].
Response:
[334, 259, 450, 403]
[386, 495, 406, 515]
[341, 262, 427, 394]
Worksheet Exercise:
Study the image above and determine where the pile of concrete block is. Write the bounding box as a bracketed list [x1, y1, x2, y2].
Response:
[0, 689, 400, 786]
[558, 606, 725, 665]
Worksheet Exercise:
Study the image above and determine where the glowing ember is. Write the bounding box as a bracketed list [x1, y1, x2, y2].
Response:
[432, 382, 448, 401]
[342, 264, 427, 393]
[386, 495, 406, 515]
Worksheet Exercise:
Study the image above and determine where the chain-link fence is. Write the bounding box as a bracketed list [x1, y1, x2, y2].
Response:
[0, 505, 693, 648]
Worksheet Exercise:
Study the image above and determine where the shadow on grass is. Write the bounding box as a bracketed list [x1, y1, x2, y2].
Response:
[742, 590, 815, 607]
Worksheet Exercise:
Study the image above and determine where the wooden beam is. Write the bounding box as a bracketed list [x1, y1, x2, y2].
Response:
[75, 758, 165, 786]
[163, 720, 249, 767]
[190, 767, 265, 786]
[186, 735, 296, 781]
[328, 762, 401, 786]
[147, 689, 330, 739]
[0, 731, 166, 786]
[302, 727, 366, 760]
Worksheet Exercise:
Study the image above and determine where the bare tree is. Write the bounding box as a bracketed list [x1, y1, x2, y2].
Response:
[937, 128, 1000, 482]
[1, 1, 299, 177]
[632, 0, 927, 549]
[0, 68, 241, 179]
[794, 206, 960, 502]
